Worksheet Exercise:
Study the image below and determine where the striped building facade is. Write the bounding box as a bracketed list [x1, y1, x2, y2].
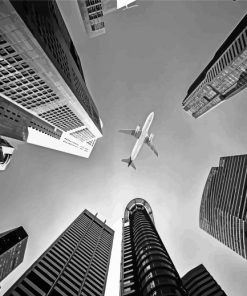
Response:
[200, 154, 247, 259]
[182, 264, 227, 296]
[182, 13, 247, 118]
[4, 210, 114, 296]
[120, 198, 187, 296]
[0, 0, 102, 158]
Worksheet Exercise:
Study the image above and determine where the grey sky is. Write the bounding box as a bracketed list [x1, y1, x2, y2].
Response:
[1, 1, 247, 295]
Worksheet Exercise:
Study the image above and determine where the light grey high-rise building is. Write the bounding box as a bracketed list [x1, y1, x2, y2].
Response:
[4, 210, 114, 296]
[0, 0, 102, 158]
[200, 154, 247, 259]
[182, 13, 247, 118]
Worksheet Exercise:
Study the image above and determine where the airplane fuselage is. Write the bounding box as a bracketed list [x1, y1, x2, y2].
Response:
[131, 112, 154, 161]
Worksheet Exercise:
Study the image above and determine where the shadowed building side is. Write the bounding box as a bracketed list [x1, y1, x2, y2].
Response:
[200, 155, 247, 259]
[182, 13, 247, 118]
[4, 210, 114, 296]
[182, 264, 227, 296]
[120, 198, 187, 296]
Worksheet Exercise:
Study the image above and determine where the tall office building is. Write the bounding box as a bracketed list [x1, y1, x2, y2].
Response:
[4, 210, 114, 296]
[77, 0, 137, 38]
[0, 227, 28, 283]
[200, 154, 247, 259]
[120, 198, 187, 296]
[0, 137, 14, 170]
[182, 13, 247, 118]
[182, 264, 227, 296]
[0, 0, 102, 158]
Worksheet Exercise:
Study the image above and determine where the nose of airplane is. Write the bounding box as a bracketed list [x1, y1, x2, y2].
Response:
[150, 112, 154, 119]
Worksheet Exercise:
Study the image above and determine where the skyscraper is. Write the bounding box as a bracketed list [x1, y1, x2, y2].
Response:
[0, 0, 102, 158]
[182, 264, 227, 296]
[120, 198, 187, 296]
[77, 0, 137, 38]
[200, 154, 247, 259]
[182, 13, 247, 118]
[0, 137, 14, 170]
[4, 210, 114, 296]
[0, 227, 28, 283]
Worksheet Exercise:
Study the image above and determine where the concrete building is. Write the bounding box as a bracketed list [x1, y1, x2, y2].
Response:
[182, 13, 247, 118]
[0, 0, 103, 158]
[120, 198, 187, 296]
[0, 137, 14, 170]
[182, 264, 227, 296]
[77, 0, 137, 38]
[0, 227, 28, 283]
[200, 154, 247, 259]
[4, 210, 114, 296]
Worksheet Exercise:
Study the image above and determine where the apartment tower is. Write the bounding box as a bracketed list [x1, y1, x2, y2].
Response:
[0, 227, 28, 283]
[0, 0, 102, 158]
[120, 198, 187, 296]
[182, 13, 247, 118]
[4, 210, 114, 296]
[200, 154, 247, 259]
[182, 264, 227, 296]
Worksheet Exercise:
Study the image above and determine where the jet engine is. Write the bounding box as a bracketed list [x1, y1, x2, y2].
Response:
[149, 133, 154, 143]
[135, 125, 141, 136]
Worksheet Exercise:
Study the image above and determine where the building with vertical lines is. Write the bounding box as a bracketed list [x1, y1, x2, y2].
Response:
[120, 198, 187, 296]
[0, 227, 28, 283]
[0, 0, 102, 158]
[200, 154, 247, 259]
[182, 13, 247, 118]
[182, 264, 227, 296]
[0, 137, 14, 170]
[4, 210, 114, 296]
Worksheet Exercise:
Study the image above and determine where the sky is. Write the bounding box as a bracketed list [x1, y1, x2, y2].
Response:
[1, 1, 247, 295]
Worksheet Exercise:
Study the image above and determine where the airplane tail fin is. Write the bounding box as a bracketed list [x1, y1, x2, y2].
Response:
[121, 158, 136, 170]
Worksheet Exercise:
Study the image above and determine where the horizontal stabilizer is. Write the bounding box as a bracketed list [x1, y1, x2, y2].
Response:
[121, 158, 130, 164]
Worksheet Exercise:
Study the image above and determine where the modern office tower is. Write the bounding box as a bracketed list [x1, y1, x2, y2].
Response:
[0, 137, 14, 170]
[120, 198, 187, 296]
[0, 0, 103, 158]
[77, 0, 137, 38]
[0, 227, 28, 283]
[182, 13, 247, 118]
[5, 210, 114, 296]
[182, 264, 227, 296]
[200, 154, 247, 259]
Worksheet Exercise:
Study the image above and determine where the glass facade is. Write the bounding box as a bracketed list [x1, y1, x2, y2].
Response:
[0, 227, 28, 283]
[120, 198, 187, 296]
[5, 210, 114, 296]
[182, 13, 247, 118]
[200, 154, 247, 259]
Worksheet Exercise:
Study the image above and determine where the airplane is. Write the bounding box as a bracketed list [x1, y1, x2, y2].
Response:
[119, 112, 158, 169]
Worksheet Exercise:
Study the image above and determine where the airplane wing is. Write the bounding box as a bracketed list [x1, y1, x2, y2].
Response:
[144, 136, 158, 157]
[119, 129, 141, 139]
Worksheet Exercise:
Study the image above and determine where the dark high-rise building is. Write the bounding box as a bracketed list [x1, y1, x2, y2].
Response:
[200, 154, 247, 259]
[0, 227, 28, 283]
[4, 210, 114, 296]
[0, 0, 102, 158]
[182, 264, 227, 296]
[120, 198, 187, 296]
[182, 13, 247, 118]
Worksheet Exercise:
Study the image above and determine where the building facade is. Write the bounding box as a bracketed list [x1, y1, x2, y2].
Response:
[182, 264, 227, 296]
[0, 137, 14, 170]
[120, 198, 187, 296]
[4, 210, 114, 296]
[0, 0, 102, 158]
[182, 13, 247, 118]
[0, 227, 28, 283]
[200, 154, 247, 259]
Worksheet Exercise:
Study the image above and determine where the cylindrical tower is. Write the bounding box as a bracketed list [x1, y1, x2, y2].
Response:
[120, 198, 187, 296]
